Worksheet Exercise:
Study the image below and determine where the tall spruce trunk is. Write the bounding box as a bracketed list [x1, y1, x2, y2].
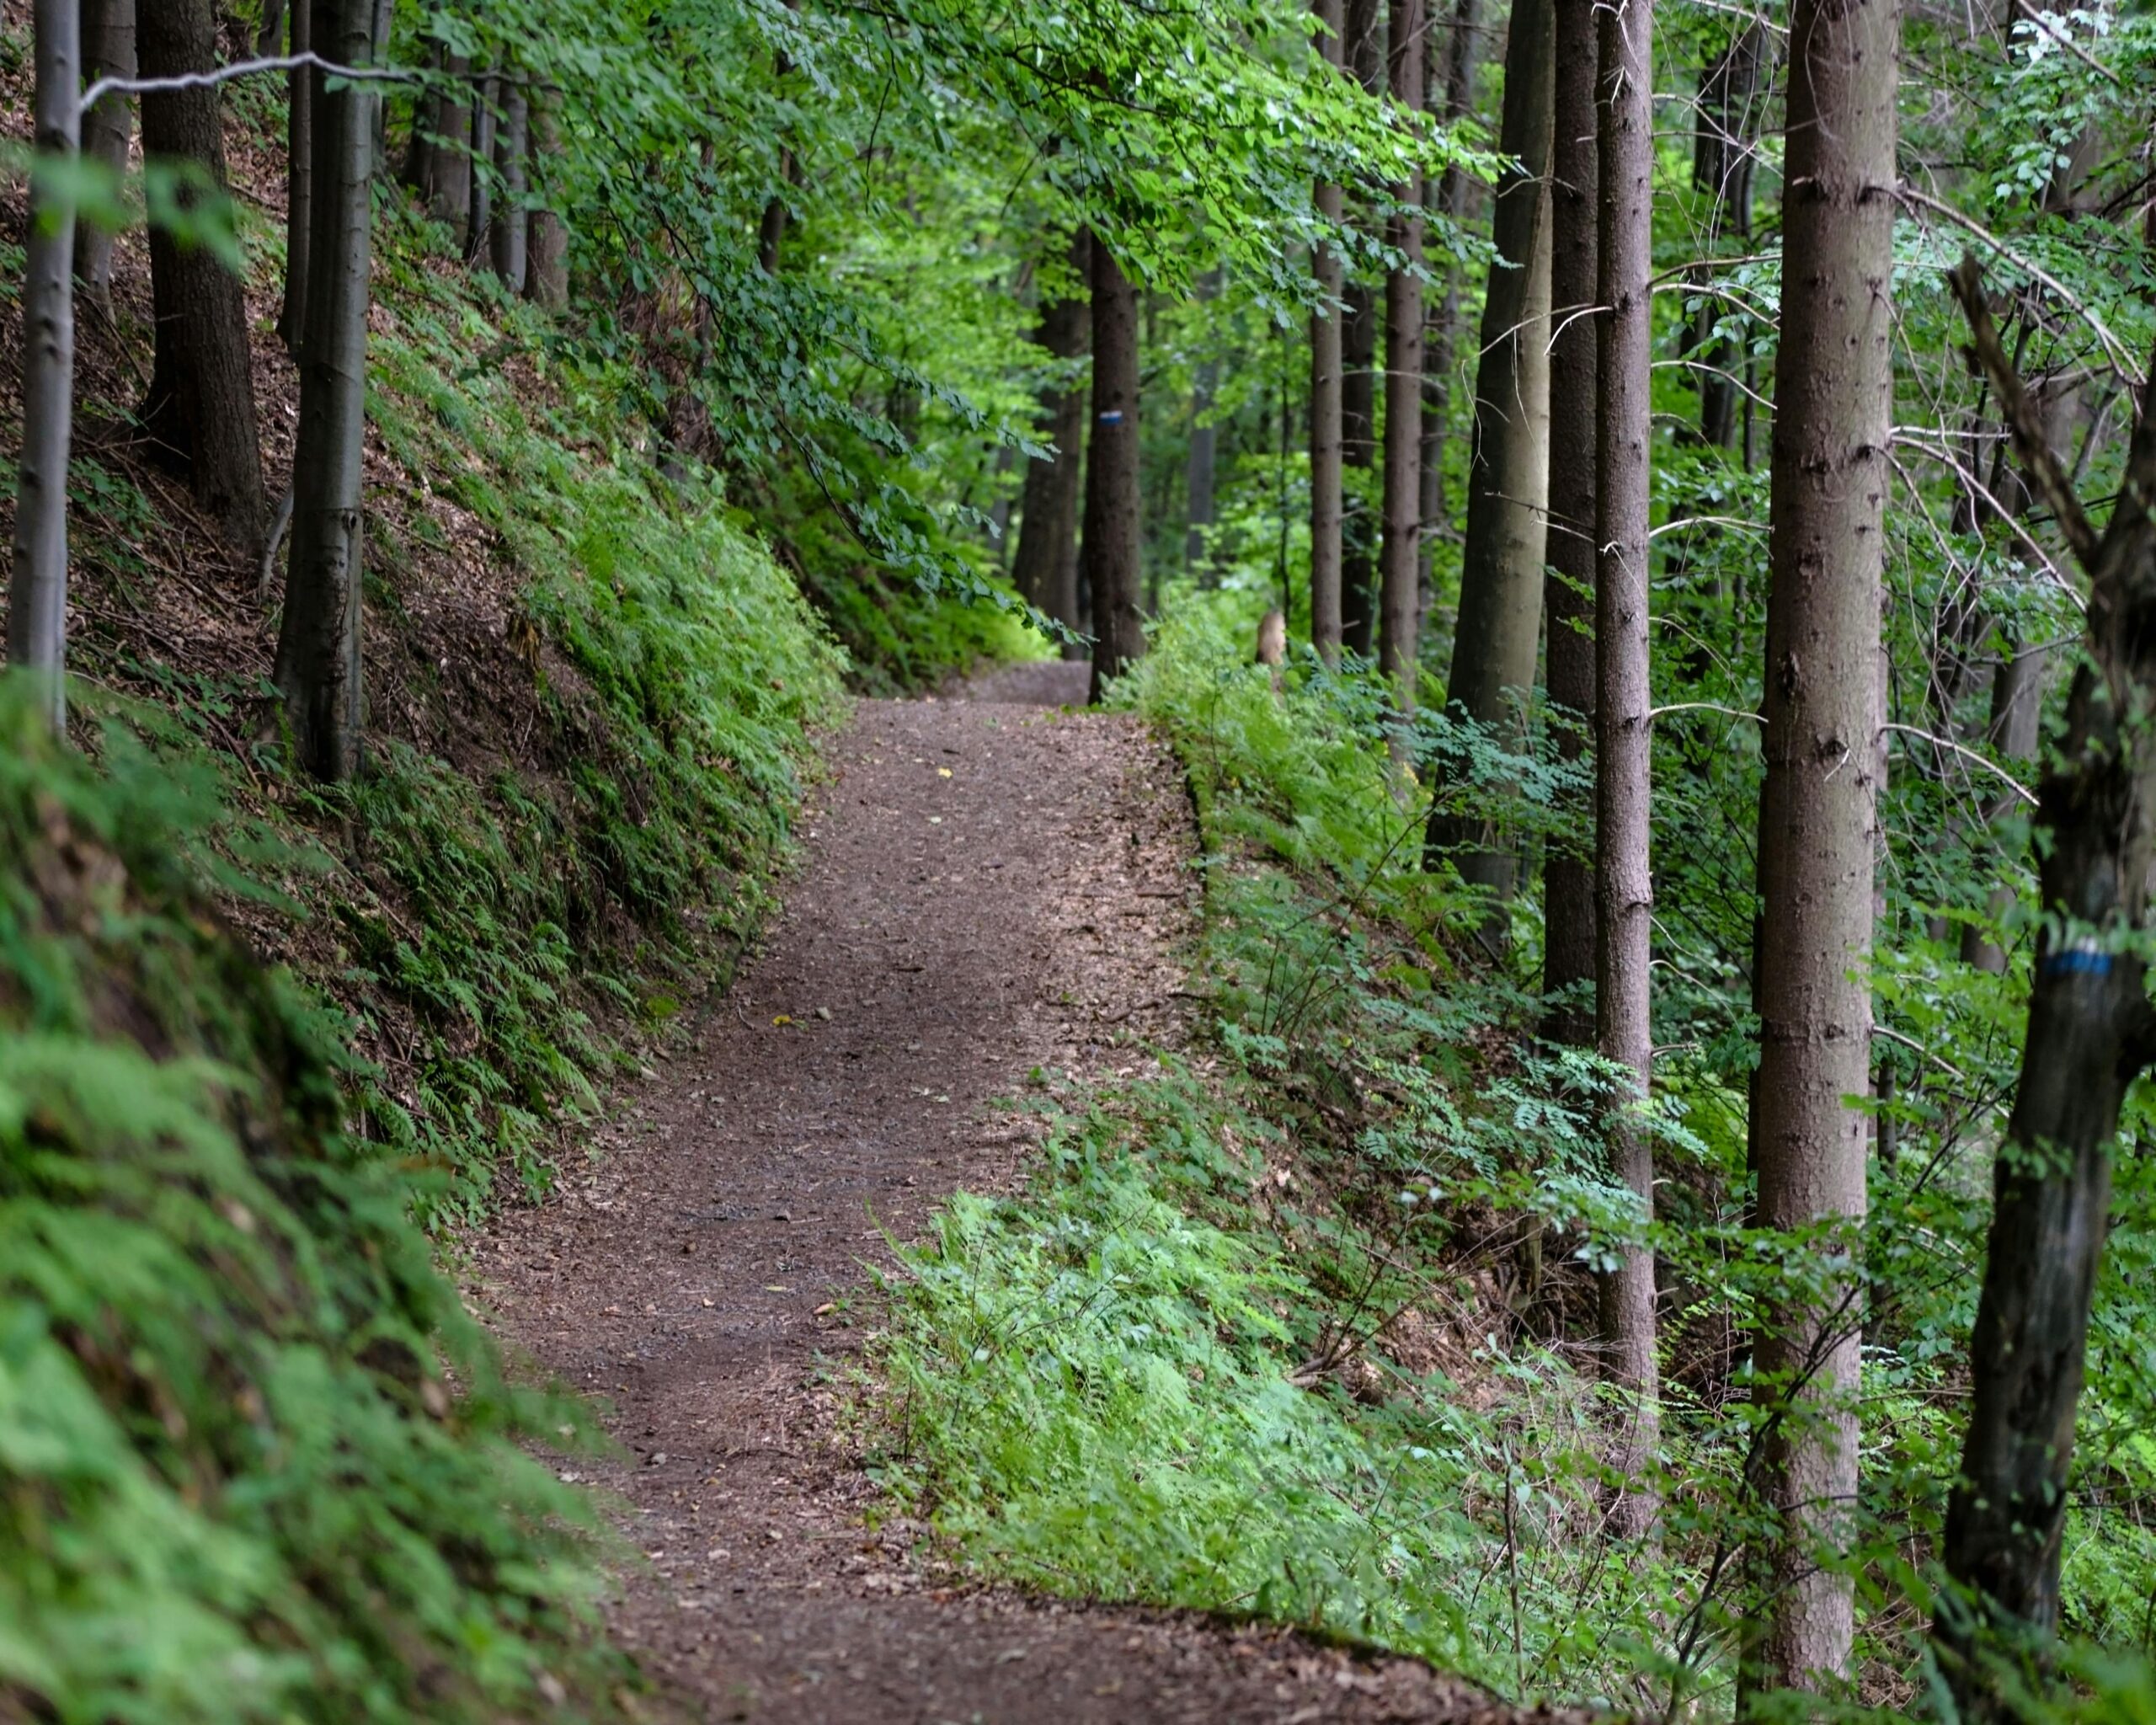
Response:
[9, 0, 82, 735]
[1339, 0, 1384, 657]
[1185, 270, 1222, 577]
[1686, 28, 1764, 449]
[1933, 273, 2156, 1720]
[1011, 231, 1091, 653]
[275, 0, 379, 783]
[137, 0, 268, 553]
[1418, 0, 1481, 611]
[1083, 235, 1145, 699]
[279, 0, 312, 352]
[490, 83, 529, 293]
[73, 0, 132, 315]
[1747, 0, 1897, 1685]
[1310, 12, 1348, 662]
[1593, 0, 1658, 1541]
[525, 88, 569, 307]
[1424, 0, 1554, 906]
[1379, 0, 1426, 714]
[1541, 0, 1597, 1044]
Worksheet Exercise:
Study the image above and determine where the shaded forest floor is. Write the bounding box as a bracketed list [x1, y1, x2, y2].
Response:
[471, 667, 1589, 1723]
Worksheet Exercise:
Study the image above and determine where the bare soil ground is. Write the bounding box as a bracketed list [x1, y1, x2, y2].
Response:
[474, 670, 1588, 1724]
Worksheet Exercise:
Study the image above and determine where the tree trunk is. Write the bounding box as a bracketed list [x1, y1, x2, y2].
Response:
[1379, 0, 1426, 713]
[1593, 0, 1658, 1544]
[9, 0, 82, 736]
[1423, 0, 1554, 907]
[1310, 16, 1347, 662]
[1958, 639, 2047, 973]
[1419, 0, 1481, 615]
[465, 74, 497, 265]
[1339, 0, 1383, 658]
[275, 0, 379, 784]
[1012, 231, 1091, 653]
[278, 0, 311, 352]
[256, 0, 286, 54]
[399, 34, 441, 198]
[1934, 274, 2156, 1716]
[1186, 269, 1223, 579]
[1541, 0, 1596, 1046]
[490, 82, 529, 293]
[1084, 235, 1145, 701]
[526, 88, 569, 308]
[429, 53, 472, 234]
[73, 0, 133, 316]
[137, 0, 268, 554]
[1748, 0, 1897, 1683]
[1685, 27, 1764, 449]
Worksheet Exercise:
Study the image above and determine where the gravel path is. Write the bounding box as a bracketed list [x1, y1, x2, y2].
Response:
[474, 670, 1586, 1724]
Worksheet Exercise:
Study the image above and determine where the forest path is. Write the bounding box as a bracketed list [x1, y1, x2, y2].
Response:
[475, 666, 1554, 1725]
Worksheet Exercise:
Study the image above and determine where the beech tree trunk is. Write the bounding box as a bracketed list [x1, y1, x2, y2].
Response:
[1748, 0, 1897, 1683]
[137, 0, 268, 553]
[1379, 0, 1426, 713]
[1186, 269, 1222, 577]
[1541, 0, 1597, 1045]
[1012, 231, 1091, 653]
[9, 0, 82, 735]
[73, 0, 133, 315]
[279, 0, 311, 350]
[490, 83, 529, 293]
[1424, 0, 1554, 904]
[1593, 0, 1658, 1543]
[526, 88, 569, 308]
[275, 0, 379, 783]
[430, 54, 472, 233]
[1310, 0, 1347, 663]
[1083, 236, 1145, 701]
[1339, 0, 1383, 658]
[466, 74, 498, 264]
[1934, 274, 2156, 1718]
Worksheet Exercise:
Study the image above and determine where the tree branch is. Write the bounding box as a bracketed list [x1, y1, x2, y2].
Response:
[80, 52, 414, 116]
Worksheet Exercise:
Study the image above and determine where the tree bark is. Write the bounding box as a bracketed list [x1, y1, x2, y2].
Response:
[465, 73, 497, 265]
[1084, 235, 1145, 701]
[1934, 275, 2156, 1718]
[526, 88, 569, 308]
[1424, 0, 1554, 908]
[1685, 27, 1764, 450]
[429, 53, 472, 234]
[256, 0, 286, 54]
[1310, 3, 1347, 664]
[1379, 0, 1426, 713]
[278, 0, 312, 352]
[275, 0, 379, 783]
[1186, 269, 1223, 579]
[73, 0, 133, 315]
[1593, 0, 1658, 1544]
[490, 82, 529, 293]
[137, 0, 268, 553]
[1541, 0, 1597, 1045]
[1012, 231, 1091, 654]
[1339, 0, 1383, 658]
[1748, 0, 1897, 1684]
[1418, 0, 1481, 615]
[10, 0, 82, 736]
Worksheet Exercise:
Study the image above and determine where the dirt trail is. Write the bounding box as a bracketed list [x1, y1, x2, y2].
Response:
[476, 668, 1573, 1724]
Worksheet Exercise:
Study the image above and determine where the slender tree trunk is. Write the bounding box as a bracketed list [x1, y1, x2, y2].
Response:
[1541, 0, 1597, 1045]
[465, 74, 497, 265]
[1424, 0, 1554, 906]
[1340, 0, 1384, 658]
[1012, 231, 1091, 653]
[1748, 0, 1897, 1683]
[278, 0, 312, 352]
[1959, 639, 2048, 972]
[1310, 35, 1348, 662]
[399, 35, 441, 197]
[490, 82, 529, 293]
[256, 0, 286, 54]
[73, 0, 133, 316]
[1380, 0, 1426, 714]
[1186, 269, 1223, 579]
[429, 53, 472, 234]
[526, 88, 569, 308]
[275, 0, 379, 783]
[1686, 27, 1764, 450]
[1935, 270, 2156, 1721]
[136, 0, 268, 555]
[1419, 0, 1481, 613]
[1593, 0, 1658, 1543]
[10, 0, 82, 736]
[1084, 236, 1145, 701]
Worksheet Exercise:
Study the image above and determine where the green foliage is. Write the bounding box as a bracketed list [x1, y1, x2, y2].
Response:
[0, 694, 626, 1722]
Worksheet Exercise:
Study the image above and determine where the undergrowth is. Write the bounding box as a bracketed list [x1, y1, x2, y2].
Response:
[0, 695, 626, 1722]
